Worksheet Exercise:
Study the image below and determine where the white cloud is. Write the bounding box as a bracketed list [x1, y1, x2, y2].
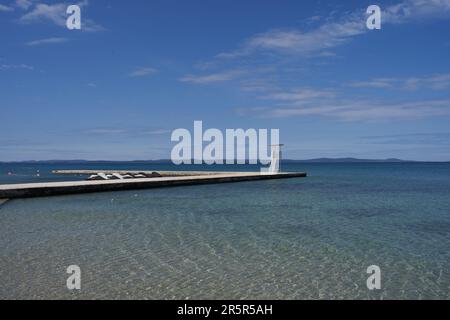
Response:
[26, 37, 68, 46]
[216, 12, 366, 57]
[83, 127, 170, 136]
[179, 70, 245, 84]
[347, 78, 396, 89]
[261, 88, 335, 102]
[217, 0, 450, 58]
[318, 51, 337, 57]
[19, 3, 67, 26]
[251, 19, 364, 54]
[206, 1, 450, 121]
[361, 132, 450, 145]
[129, 67, 158, 77]
[384, 0, 450, 24]
[263, 99, 450, 121]
[348, 74, 450, 90]
[237, 84, 450, 121]
[0, 64, 33, 70]
[404, 73, 450, 90]
[239, 78, 279, 93]
[0, 4, 14, 12]
[15, 0, 33, 10]
[18, 1, 104, 31]
[82, 19, 106, 32]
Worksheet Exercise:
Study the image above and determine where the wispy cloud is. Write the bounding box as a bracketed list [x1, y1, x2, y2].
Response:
[129, 67, 158, 77]
[199, 0, 450, 122]
[347, 74, 450, 90]
[84, 128, 127, 135]
[261, 98, 450, 121]
[217, 0, 450, 59]
[83, 127, 171, 136]
[15, 0, 34, 10]
[384, 0, 450, 24]
[26, 37, 68, 46]
[215, 13, 366, 58]
[239, 78, 279, 93]
[0, 63, 33, 70]
[237, 84, 450, 121]
[361, 132, 450, 145]
[18, 1, 104, 32]
[19, 3, 67, 26]
[185, 0, 450, 94]
[347, 78, 396, 89]
[0, 4, 14, 12]
[318, 51, 337, 57]
[141, 129, 171, 135]
[179, 70, 245, 84]
[261, 88, 335, 102]
[403, 74, 450, 90]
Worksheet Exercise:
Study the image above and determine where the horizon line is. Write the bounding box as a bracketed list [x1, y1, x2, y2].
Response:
[1, 158, 449, 163]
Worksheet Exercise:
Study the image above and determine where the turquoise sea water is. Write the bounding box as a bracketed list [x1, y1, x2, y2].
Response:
[0, 162, 449, 299]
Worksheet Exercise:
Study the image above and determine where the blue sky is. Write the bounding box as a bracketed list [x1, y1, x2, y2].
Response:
[1, 0, 450, 161]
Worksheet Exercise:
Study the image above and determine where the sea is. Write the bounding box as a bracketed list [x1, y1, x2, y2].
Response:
[0, 162, 449, 299]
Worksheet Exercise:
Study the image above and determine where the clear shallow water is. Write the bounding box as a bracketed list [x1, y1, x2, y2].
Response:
[0, 163, 449, 299]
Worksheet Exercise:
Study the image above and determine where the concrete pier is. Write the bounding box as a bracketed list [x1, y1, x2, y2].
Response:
[52, 170, 232, 177]
[0, 171, 306, 199]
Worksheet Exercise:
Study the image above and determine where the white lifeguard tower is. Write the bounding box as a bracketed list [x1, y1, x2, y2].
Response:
[264, 144, 284, 174]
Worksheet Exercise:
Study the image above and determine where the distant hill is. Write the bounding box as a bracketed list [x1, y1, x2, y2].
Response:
[284, 158, 411, 163]
[0, 159, 172, 164]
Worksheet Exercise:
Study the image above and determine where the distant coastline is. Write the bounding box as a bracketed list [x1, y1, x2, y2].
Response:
[2, 158, 449, 164]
